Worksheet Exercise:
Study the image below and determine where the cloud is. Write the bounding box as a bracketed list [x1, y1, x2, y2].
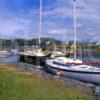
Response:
[0, 0, 99, 42]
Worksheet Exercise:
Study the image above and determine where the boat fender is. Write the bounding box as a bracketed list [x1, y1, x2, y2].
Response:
[55, 71, 64, 76]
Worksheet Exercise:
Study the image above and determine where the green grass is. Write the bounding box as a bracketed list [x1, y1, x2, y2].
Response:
[0, 64, 92, 100]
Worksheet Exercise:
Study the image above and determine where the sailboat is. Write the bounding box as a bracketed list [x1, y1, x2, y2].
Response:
[10, 39, 18, 55]
[0, 37, 11, 57]
[50, 38, 65, 59]
[19, 0, 51, 65]
[45, 0, 100, 85]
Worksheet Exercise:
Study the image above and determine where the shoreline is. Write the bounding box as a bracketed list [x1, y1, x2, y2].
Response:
[0, 63, 93, 100]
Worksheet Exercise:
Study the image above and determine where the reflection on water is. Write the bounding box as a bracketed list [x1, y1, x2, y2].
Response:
[0, 55, 19, 64]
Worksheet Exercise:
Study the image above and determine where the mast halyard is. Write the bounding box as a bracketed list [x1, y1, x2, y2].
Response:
[73, 0, 77, 60]
[39, 0, 42, 46]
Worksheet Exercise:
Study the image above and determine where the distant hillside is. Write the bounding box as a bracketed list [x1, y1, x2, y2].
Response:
[0, 38, 63, 48]
[0, 38, 99, 51]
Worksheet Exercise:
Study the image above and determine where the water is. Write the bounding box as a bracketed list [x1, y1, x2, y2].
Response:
[0, 55, 19, 64]
[0, 51, 99, 65]
[90, 51, 100, 62]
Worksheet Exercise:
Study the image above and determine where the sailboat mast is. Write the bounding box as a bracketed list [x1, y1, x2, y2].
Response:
[39, 0, 42, 46]
[73, 0, 77, 60]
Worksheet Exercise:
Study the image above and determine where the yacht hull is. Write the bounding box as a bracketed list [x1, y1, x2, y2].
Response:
[46, 65, 100, 86]
[19, 53, 51, 65]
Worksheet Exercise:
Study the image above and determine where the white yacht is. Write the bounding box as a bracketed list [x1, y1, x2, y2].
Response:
[46, 57, 100, 85]
[0, 50, 11, 57]
[51, 51, 65, 58]
[19, 0, 51, 65]
[46, 0, 100, 85]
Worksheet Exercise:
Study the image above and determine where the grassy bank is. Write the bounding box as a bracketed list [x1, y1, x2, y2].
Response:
[0, 64, 92, 100]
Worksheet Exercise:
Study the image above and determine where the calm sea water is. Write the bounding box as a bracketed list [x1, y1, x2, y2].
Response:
[0, 51, 99, 64]
[0, 55, 19, 64]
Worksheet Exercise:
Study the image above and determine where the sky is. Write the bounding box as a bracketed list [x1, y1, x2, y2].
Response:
[0, 0, 100, 42]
